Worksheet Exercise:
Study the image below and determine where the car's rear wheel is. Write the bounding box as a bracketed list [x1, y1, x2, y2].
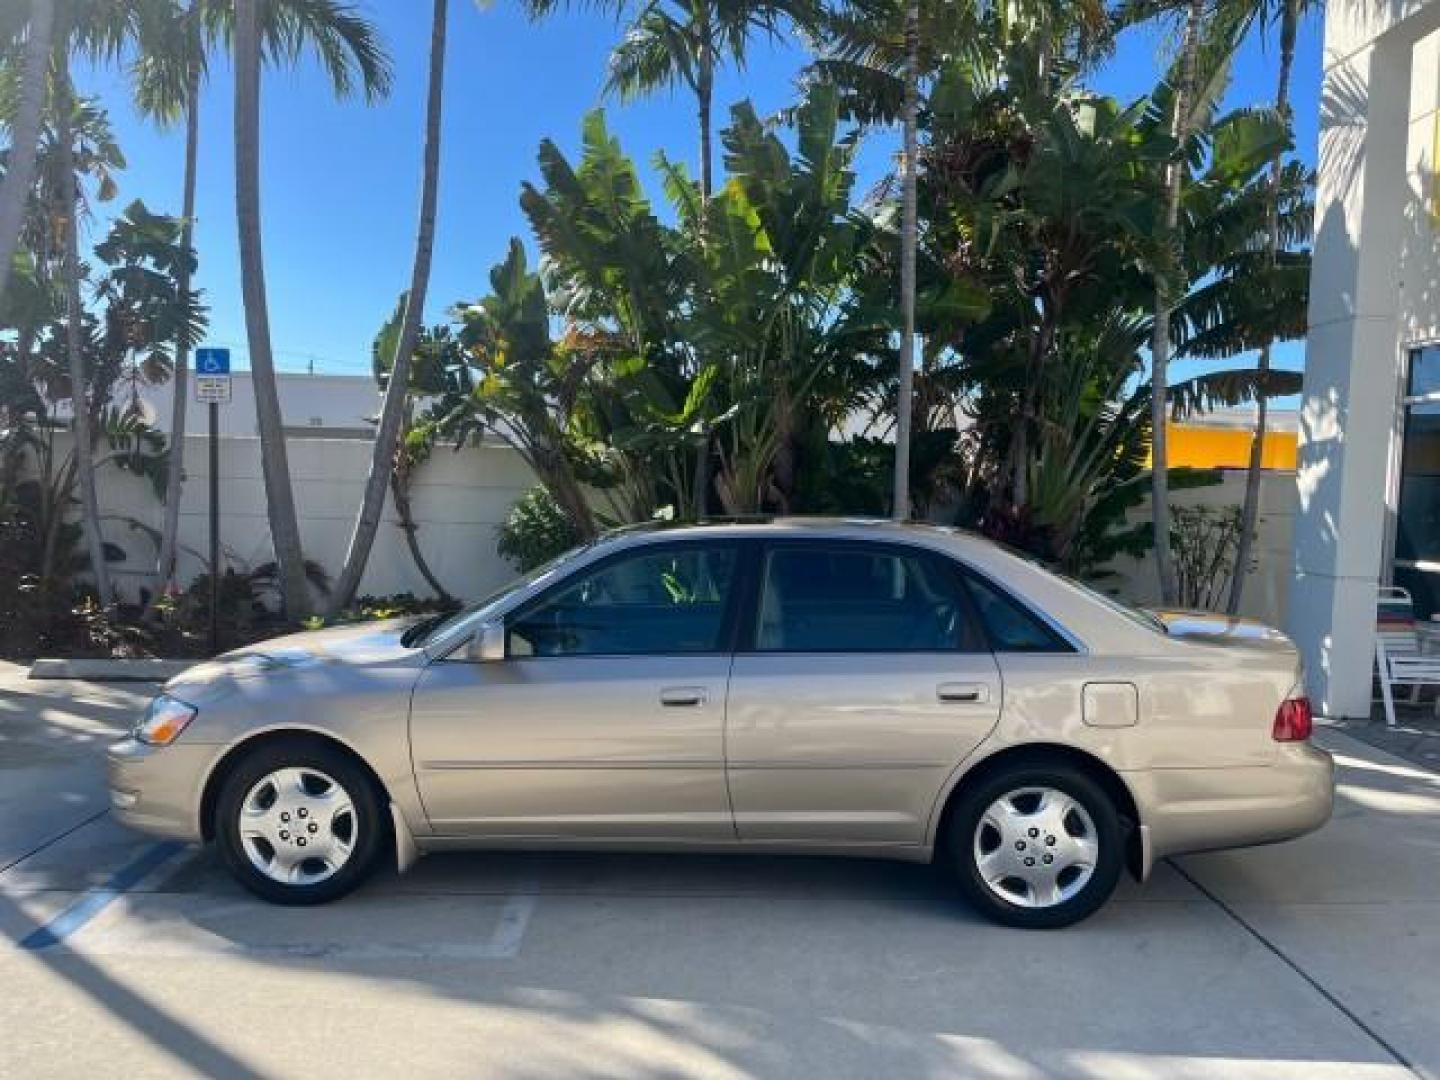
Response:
[946, 762, 1123, 929]
[215, 740, 385, 905]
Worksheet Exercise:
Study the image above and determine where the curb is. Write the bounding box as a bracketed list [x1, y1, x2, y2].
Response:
[28, 658, 195, 682]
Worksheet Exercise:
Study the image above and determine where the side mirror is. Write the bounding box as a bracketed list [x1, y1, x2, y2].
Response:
[465, 621, 506, 663]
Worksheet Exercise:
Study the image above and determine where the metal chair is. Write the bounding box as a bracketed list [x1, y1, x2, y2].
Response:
[1375, 587, 1440, 727]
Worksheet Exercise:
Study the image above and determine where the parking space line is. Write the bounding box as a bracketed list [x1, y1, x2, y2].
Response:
[0, 808, 111, 878]
[1167, 858, 1418, 1076]
[488, 884, 538, 959]
[15, 876, 540, 962]
[19, 841, 189, 951]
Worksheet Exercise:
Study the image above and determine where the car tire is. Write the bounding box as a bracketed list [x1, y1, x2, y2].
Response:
[946, 762, 1124, 929]
[215, 740, 386, 906]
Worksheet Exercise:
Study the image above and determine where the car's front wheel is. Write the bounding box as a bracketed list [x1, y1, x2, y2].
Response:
[215, 740, 385, 905]
[947, 762, 1123, 929]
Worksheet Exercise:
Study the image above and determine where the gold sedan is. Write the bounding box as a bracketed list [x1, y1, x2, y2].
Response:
[108, 520, 1333, 928]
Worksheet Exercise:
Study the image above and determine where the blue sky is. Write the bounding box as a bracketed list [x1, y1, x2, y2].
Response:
[76, 4, 1321, 385]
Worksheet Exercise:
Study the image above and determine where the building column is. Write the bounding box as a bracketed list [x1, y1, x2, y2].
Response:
[1290, 35, 1414, 717]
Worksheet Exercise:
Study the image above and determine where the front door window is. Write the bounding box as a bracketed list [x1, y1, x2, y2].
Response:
[508, 544, 738, 657]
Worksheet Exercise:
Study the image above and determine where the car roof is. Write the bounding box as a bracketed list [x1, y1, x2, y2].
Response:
[605, 516, 973, 542]
[600, 516, 1011, 561]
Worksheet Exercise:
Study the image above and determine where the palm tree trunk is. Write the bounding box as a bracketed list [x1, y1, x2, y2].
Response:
[55, 61, 113, 608]
[328, 0, 448, 618]
[697, 60, 714, 201]
[695, 3, 715, 201]
[153, 15, 202, 602]
[0, 0, 54, 302]
[1148, 0, 1204, 607]
[1227, 0, 1298, 616]
[390, 468, 452, 603]
[892, 0, 920, 521]
[234, 0, 310, 617]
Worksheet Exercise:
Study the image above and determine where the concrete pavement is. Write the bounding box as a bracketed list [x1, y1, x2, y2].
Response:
[0, 663, 1434, 1079]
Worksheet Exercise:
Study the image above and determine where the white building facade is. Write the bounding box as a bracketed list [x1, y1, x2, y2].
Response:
[1294, 0, 1440, 716]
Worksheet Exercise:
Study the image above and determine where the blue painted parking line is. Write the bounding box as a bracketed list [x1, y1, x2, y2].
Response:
[19, 841, 188, 951]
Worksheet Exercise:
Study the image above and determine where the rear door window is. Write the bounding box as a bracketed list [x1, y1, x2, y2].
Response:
[962, 574, 1073, 653]
[753, 544, 985, 653]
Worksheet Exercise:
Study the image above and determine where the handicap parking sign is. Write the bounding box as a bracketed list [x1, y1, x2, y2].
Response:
[195, 347, 231, 375]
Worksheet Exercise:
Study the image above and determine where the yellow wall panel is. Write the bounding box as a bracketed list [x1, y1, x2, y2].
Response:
[1148, 423, 1298, 471]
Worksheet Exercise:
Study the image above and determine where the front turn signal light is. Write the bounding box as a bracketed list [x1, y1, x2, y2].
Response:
[134, 694, 198, 746]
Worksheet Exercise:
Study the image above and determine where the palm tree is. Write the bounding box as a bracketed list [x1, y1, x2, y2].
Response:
[802, 0, 968, 519]
[328, 0, 449, 617]
[892, 0, 918, 520]
[53, 66, 111, 607]
[0, 0, 56, 303]
[232, 0, 391, 618]
[132, 1, 200, 603]
[132, 0, 390, 603]
[807, 1, 1109, 518]
[233, 0, 302, 617]
[1226, 0, 1306, 614]
[1148, 0, 1206, 606]
[43, 1, 147, 609]
[525, 0, 816, 199]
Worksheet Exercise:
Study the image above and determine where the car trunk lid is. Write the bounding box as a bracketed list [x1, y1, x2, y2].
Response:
[1145, 609, 1297, 655]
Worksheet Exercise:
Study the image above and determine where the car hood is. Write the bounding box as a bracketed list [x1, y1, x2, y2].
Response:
[1146, 609, 1297, 652]
[165, 619, 424, 693]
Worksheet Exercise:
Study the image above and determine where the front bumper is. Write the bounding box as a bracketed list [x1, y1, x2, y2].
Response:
[106, 737, 220, 842]
[1126, 741, 1335, 871]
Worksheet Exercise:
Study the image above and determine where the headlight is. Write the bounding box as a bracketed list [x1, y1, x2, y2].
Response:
[134, 694, 198, 746]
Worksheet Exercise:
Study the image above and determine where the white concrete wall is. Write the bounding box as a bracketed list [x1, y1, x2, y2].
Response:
[132, 373, 384, 437]
[69, 433, 537, 604]
[1327, 0, 1440, 63]
[1291, 1, 1440, 716]
[1105, 472, 1296, 627]
[56, 424, 1303, 628]
[1400, 28, 1440, 347]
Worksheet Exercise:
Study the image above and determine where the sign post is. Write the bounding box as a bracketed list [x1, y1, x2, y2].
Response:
[194, 348, 232, 655]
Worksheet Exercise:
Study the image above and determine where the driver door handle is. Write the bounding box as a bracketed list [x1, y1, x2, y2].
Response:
[937, 682, 989, 704]
[660, 686, 709, 707]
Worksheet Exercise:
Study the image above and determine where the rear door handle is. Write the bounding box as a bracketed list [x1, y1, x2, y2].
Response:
[937, 682, 990, 704]
[660, 686, 708, 707]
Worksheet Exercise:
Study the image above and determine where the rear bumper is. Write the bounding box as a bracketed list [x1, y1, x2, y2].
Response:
[1125, 742, 1335, 874]
[106, 737, 215, 842]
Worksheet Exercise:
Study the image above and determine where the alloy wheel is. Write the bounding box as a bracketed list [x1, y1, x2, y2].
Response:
[971, 786, 1099, 909]
[238, 767, 357, 886]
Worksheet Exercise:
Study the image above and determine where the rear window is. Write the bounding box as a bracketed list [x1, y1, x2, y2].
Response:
[1059, 575, 1167, 635]
[962, 574, 1074, 653]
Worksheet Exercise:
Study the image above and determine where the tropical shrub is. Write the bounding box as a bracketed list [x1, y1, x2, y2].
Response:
[498, 486, 583, 571]
[1171, 504, 1252, 612]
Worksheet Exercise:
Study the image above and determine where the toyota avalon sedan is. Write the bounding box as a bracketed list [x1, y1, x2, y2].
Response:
[108, 519, 1333, 928]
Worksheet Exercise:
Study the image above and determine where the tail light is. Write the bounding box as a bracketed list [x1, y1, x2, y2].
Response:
[1273, 695, 1313, 742]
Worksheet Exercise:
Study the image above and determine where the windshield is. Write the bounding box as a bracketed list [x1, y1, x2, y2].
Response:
[403, 542, 597, 648]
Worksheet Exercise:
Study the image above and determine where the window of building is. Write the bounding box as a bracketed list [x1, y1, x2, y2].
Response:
[1394, 345, 1440, 617]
